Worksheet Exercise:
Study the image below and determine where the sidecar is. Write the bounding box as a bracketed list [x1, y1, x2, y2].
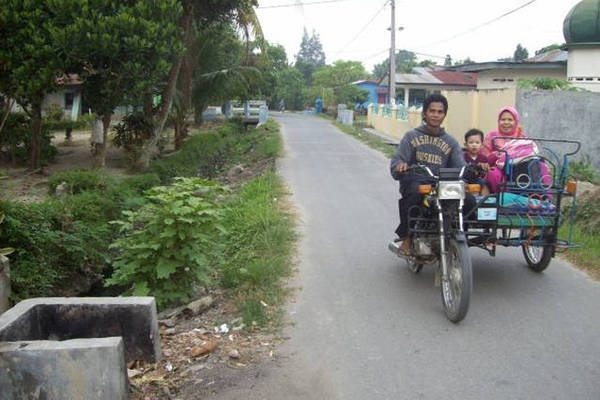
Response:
[465, 138, 581, 272]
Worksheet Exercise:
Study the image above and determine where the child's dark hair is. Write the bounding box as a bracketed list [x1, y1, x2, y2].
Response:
[464, 128, 484, 142]
[423, 94, 448, 113]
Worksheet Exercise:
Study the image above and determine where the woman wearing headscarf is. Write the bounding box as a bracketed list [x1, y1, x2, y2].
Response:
[481, 106, 545, 193]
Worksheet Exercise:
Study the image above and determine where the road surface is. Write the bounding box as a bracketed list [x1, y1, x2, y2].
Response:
[215, 113, 600, 400]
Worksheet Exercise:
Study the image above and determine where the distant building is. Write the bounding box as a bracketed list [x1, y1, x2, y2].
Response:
[563, 0, 600, 92]
[449, 0, 600, 92]
[352, 79, 387, 105]
[42, 74, 85, 120]
[449, 52, 567, 90]
[379, 67, 477, 107]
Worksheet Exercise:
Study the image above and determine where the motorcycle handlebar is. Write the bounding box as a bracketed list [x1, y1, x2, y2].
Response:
[399, 164, 468, 180]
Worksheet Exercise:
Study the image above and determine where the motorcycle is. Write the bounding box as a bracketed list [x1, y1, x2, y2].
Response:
[389, 165, 480, 323]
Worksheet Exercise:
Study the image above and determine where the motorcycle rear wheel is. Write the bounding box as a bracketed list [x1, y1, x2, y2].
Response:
[522, 243, 553, 272]
[441, 239, 472, 323]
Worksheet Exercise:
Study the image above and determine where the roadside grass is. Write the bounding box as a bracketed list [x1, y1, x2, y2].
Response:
[325, 114, 395, 157]
[559, 222, 600, 280]
[1, 118, 298, 309]
[220, 171, 295, 328]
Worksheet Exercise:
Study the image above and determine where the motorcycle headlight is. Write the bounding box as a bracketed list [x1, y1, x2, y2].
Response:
[438, 181, 465, 200]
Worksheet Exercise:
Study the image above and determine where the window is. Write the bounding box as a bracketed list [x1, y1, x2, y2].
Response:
[65, 92, 74, 109]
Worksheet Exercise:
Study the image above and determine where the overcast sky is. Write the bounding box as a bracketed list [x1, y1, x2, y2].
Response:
[255, 0, 581, 72]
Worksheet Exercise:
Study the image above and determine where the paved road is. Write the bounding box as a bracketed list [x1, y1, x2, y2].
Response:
[219, 113, 600, 400]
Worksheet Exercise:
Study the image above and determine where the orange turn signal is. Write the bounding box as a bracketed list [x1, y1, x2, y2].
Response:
[466, 184, 481, 194]
[565, 180, 577, 195]
[418, 184, 432, 195]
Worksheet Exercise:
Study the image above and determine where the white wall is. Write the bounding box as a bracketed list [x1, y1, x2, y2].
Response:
[567, 48, 600, 92]
[476, 68, 566, 90]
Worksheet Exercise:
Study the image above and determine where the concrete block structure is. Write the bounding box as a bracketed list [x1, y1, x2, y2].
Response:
[0, 297, 162, 399]
[0, 337, 128, 400]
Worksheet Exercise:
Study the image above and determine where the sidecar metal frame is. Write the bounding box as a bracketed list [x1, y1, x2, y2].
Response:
[464, 138, 581, 257]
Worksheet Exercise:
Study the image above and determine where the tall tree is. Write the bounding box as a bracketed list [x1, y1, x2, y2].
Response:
[312, 60, 366, 88]
[453, 57, 474, 66]
[444, 55, 453, 66]
[295, 28, 326, 84]
[57, 0, 182, 167]
[311, 60, 368, 108]
[145, 0, 258, 168]
[372, 50, 418, 79]
[0, 1, 72, 169]
[275, 67, 305, 110]
[514, 44, 529, 61]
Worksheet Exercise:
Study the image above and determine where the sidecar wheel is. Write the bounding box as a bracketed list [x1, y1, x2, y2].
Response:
[522, 243, 553, 272]
[441, 239, 472, 323]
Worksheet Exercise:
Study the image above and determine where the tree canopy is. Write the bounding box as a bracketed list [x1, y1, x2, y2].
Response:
[513, 44, 529, 61]
[295, 28, 326, 84]
[0, 0, 75, 168]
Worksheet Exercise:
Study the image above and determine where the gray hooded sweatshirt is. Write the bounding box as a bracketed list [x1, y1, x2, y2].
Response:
[390, 125, 465, 196]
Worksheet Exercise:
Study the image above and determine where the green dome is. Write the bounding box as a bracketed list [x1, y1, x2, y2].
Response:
[563, 0, 600, 46]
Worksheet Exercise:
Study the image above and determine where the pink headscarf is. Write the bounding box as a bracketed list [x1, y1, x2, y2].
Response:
[482, 106, 527, 160]
[495, 106, 520, 137]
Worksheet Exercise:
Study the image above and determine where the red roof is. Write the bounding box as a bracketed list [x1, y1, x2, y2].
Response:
[428, 70, 477, 86]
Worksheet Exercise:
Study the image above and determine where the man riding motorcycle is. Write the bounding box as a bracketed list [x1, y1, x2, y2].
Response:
[390, 94, 475, 256]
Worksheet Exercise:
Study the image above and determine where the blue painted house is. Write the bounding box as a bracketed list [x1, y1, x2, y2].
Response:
[352, 79, 387, 107]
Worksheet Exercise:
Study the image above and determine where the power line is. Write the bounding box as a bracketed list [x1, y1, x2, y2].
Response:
[332, 0, 390, 57]
[258, 0, 356, 9]
[416, 0, 538, 48]
[361, 48, 389, 61]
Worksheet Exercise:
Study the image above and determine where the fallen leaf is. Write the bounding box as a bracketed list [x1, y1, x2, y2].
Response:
[190, 340, 218, 357]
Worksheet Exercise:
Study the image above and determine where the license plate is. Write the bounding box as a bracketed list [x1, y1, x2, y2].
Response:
[477, 208, 497, 220]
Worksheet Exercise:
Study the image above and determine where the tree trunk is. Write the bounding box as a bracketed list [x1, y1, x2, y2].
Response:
[174, 117, 188, 150]
[148, 1, 193, 163]
[92, 114, 106, 168]
[0, 98, 15, 137]
[182, 46, 193, 115]
[30, 103, 42, 170]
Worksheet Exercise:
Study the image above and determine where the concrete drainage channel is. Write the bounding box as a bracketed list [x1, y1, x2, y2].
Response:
[0, 297, 161, 400]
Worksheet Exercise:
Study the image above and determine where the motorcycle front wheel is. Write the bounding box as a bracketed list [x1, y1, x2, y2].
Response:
[441, 239, 472, 323]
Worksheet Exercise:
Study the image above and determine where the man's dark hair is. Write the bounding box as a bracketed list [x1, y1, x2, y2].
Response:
[422, 93, 448, 113]
[464, 128, 484, 142]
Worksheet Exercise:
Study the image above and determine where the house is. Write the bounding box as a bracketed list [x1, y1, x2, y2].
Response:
[449, 1, 599, 92]
[352, 79, 387, 105]
[3, 74, 86, 120]
[449, 51, 567, 90]
[379, 67, 477, 107]
[42, 74, 86, 120]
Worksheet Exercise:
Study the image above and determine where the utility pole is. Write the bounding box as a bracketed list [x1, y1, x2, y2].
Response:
[389, 0, 396, 105]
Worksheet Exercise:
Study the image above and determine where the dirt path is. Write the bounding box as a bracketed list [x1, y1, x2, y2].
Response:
[1, 129, 130, 203]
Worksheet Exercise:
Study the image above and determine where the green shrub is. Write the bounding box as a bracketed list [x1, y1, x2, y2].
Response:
[569, 155, 599, 184]
[148, 129, 232, 183]
[120, 173, 161, 193]
[105, 178, 228, 308]
[44, 103, 64, 122]
[111, 112, 154, 168]
[48, 169, 115, 195]
[0, 200, 112, 301]
[517, 78, 578, 91]
[52, 191, 123, 223]
[44, 118, 89, 132]
[0, 113, 57, 165]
